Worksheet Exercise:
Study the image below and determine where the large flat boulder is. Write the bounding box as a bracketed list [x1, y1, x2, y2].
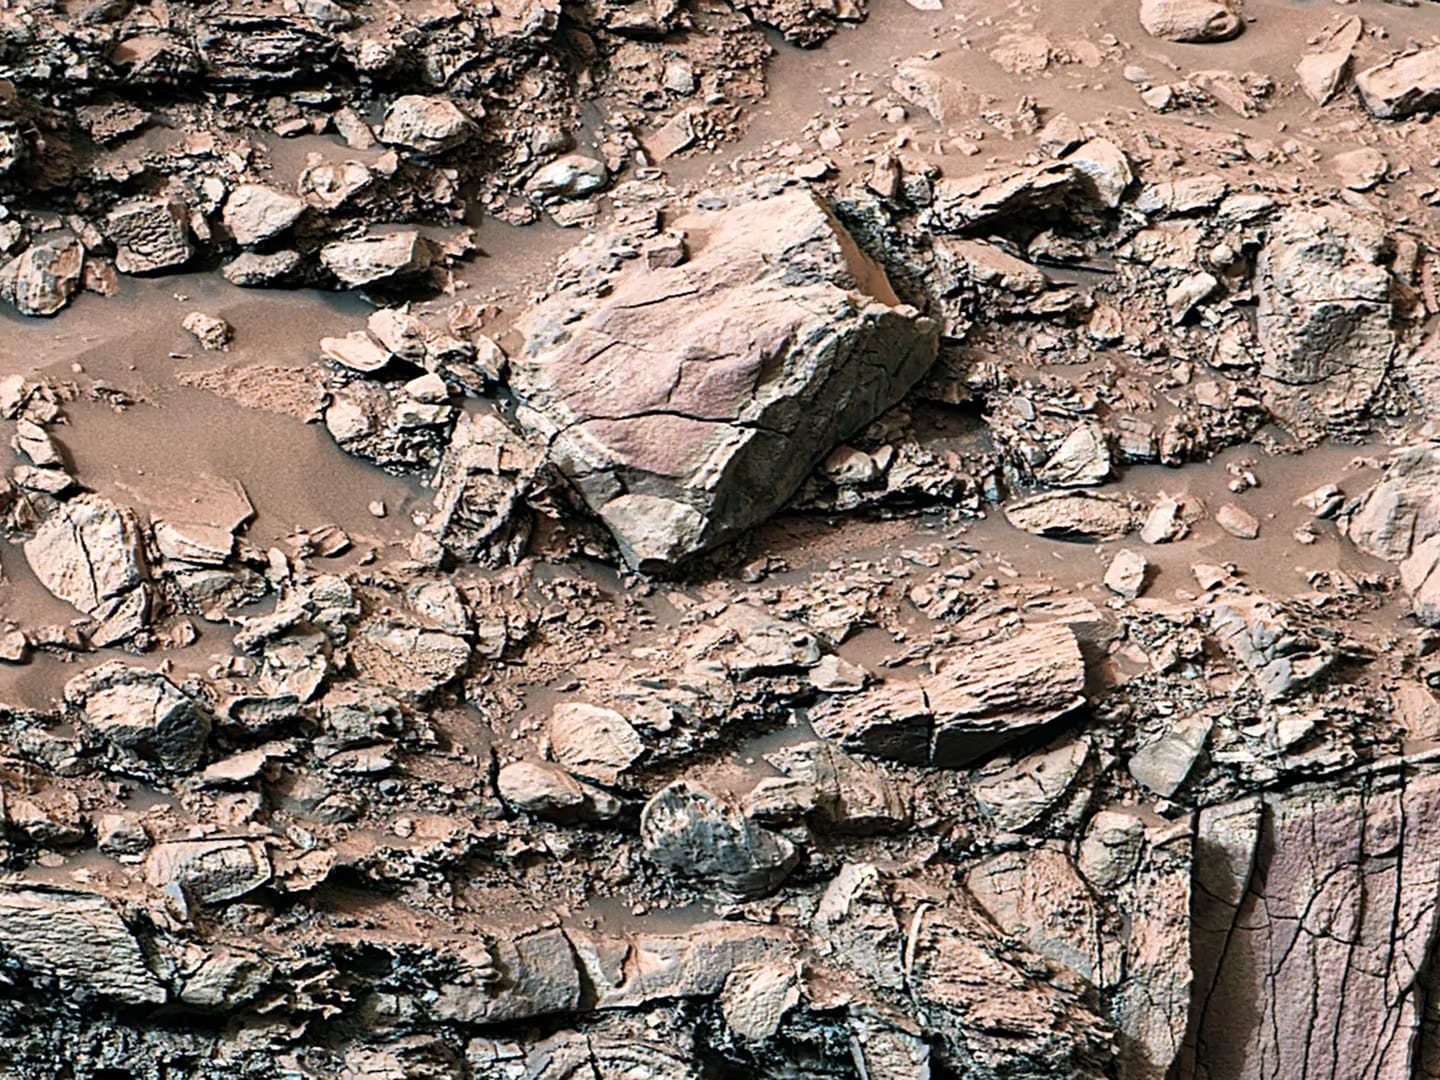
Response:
[510, 189, 938, 569]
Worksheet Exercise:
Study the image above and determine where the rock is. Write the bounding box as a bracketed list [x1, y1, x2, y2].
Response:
[1256, 206, 1393, 436]
[968, 847, 1105, 982]
[1104, 549, 1149, 598]
[510, 189, 937, 569]
[65, 661, 211, 772]
[379, 95, 478, 154]
[320, 330, 391, 373]
[891, 55, 978, 124]
[1165, 271, 1218, 324]
[145, 839, 272, 905]
[496, 761, 620, 823]
[182, 311, 232, 351]
[721, 962, 800, 1041]
[525, 154, 609, 203]
[1356, 46, 1440, 120]
[1185, 768, 1440, 1078]
[1138, 0, 1242, 43]
[105, 197, 194, 273]
[423, 411, 544, 565]
[1128, 715, 1209, 796]
[1215, 503, 1259, 539]
[24, 495, 146, 617]
[349, 618, 470, 699]
[1005, 491, 1138, 541]
[1, 236, 84, 316]
[640, 781, 798, 899]
[1037, 424, 1111, 487]
[1296, 16, 1362, 105]
[972, 737, 1090, 832]
[1208, 591, 1336, 700]
[926, 623, 1087, 766]
[929, 138, 1131, 231]
[1331, 147, 1387, 191]
[1078, 809, 1148, 889]
[0, 887, 165, 1004]
[548, 702, 643, 785]
[811, 682, 934, 765]
[1140, 494, 1193, 544]
[222, 249, 303, 286]
[320, 232, 439, 287]
[222, 184, 306, 246]
[433, 925, 582, 1024]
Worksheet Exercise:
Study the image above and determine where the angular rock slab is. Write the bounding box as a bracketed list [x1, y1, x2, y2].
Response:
[0, 886, 165, 1004]
[1184, 766, 1440, 1079]
[511, 189, 938, 569]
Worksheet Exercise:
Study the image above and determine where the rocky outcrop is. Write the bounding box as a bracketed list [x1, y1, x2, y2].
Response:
[1139, 0, 1243, 43]
[1256, 205, 1394, 436]
[510, 189, 938, 569]
[1341, 443, 1440, 624]
[1184, 765, 1440, 1079]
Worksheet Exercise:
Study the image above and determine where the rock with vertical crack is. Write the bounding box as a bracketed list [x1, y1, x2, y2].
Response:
[640, 781, 798, 899]
[64, 661, 212, 772]
[1295, 17, 1362, 105]
[1256, 205, 1394, 437]
[510, 189, 938, 569]
[1184, 766, 1440, 1078]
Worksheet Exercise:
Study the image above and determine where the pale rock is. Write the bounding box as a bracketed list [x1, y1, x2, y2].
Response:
[320, 232, 439, 287]
[222, 184, 306, 246]
[1128, 714, 1210, 796]
[1139, 0, 1242, 43]
[379, 95, 478, 154]
[548, 701, 643, 785]
[497, 761, 620, 823]
[1296, 16, 1363, 105]
[1215, 503, 1259, 539]
[145, 838, 272, 905]
[1104, 549, 1149, 598]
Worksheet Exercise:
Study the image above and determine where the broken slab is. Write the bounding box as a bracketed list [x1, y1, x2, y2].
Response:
[640, 781, 798, 899]
[65, 661, 212, 772]
[927, 623, 1087, 766]
[510, 189, 938, 569]
[1295, 17, 1362, 106]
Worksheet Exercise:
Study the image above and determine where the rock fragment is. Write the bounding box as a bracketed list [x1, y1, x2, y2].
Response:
[105, 197, 194, 273]
[510, 189, 937, 569]
[320, 232, 438, 287]
[1103, 549, 1149, 598]
[1356, 46, 1440, 120]
[1214, 503, 1259, 539]
[1296, 16, 1362, 105]
[379, 95, 478, 154]
[65, 662, 211, 772]
[497, 761, 620, 823]
[548, 702, 643, 785]
[640, 781, 798, 899]
[182, 311, 232, 351]
[222, 184, 306, 246]
[0, 887, 165, 1004]
[1, 236, 84, 316]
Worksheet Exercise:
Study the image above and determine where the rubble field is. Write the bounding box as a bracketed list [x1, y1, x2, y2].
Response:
[6, 0, 1440, 1076]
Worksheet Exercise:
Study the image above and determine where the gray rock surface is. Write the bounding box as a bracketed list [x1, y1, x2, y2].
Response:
[640, 781, 799, 898]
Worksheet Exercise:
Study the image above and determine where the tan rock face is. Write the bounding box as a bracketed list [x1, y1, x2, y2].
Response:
[1138, 0, 1243, 43]
[511, 189, 938, 568]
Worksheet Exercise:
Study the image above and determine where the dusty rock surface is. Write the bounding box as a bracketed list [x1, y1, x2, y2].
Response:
[2, 0, 1440, 1076]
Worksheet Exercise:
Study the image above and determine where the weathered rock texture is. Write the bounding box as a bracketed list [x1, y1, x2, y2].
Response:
[512, 189, 938, 568]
